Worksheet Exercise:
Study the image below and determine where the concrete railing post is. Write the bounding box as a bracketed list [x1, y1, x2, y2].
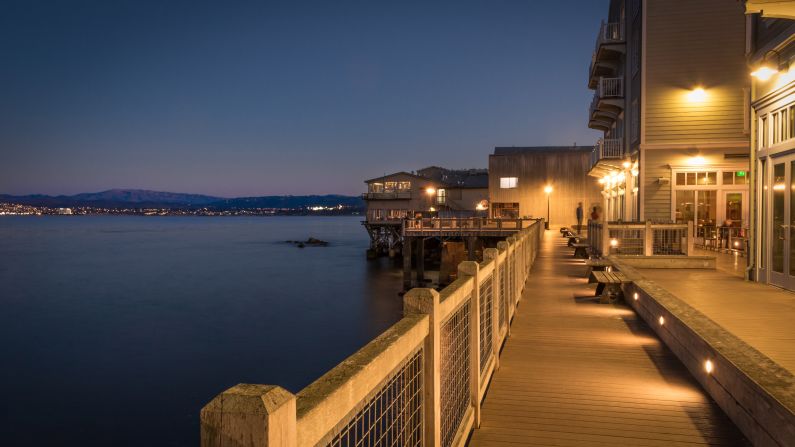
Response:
[200, 384, 297, 447]
[687, 221, 695, 255]
[458, 261, 481, 428]
[403, 288, 441, 447]
[483, 248, 500, 371]
[644, 221, 653, 256]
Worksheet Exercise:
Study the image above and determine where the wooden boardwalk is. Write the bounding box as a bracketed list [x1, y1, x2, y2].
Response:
[468, 231, 747, 446]
[640, 265, 795, 374]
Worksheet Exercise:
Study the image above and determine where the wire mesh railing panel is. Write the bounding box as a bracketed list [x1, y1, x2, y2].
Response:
[479, 275, 493, 374]
[588, 221, 603, 256]
[608, 228, 644, 255]
[509, 257, 516, 306]
[498, 265, 507, 331]
[652, 228, 686, 255]
[326, 348, 423, 447]
[440, 300, 471, 447]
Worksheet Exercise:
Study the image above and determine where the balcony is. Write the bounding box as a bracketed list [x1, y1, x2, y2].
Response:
[589, 138, 624, 177]
[588, 76, 624, 131]
[362, 191, 412, 200]
[588, 21, 626, 89]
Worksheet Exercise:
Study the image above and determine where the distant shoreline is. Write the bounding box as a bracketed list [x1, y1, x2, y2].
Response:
[0, 202, 363, 217]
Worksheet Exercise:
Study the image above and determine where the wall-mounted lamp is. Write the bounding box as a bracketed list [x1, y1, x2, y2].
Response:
[751, 49, 788, 81]
[658, 316, 665, 326]
[686, 87, 707, 102]
[425, 187, 436, 195]
[705, 359, 714, 374]
[633, 292, 639, 301]
[622, 160, 632, 169]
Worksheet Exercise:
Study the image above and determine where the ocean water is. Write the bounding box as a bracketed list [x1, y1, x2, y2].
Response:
[0, 215, 404, 446]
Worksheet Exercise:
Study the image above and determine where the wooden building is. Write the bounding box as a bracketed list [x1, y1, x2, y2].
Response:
[362, 167, 488, 253]
[747, 4, 795, 289]
[587, 0, 750, 228]
[488, 146, 603, 228]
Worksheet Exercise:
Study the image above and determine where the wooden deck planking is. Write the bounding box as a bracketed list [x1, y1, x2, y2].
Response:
[468, 231, 747, 447]
[638, 266, 795, 374]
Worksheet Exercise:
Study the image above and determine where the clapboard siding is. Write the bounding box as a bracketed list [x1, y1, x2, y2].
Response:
[643, 150, 672, 222]
[489, 149, 602, 227]
[644, 0, 748, 145]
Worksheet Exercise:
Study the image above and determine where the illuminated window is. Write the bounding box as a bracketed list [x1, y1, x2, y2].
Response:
[436, 188, 446, 204]
[500, 177, 518, 189]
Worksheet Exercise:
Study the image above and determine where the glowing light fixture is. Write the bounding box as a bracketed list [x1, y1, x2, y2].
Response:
[751, 50, 787, 82]
[733, 241, 740, 248]
[633, 292, 639, 301]
[610, 238, 618, 247]
[751, 65, 778, 81]
[631, 169, 639, 177]
[622, 161, 631, 169]
[690, 156, 707, 166]
[658, 316, 665, 326]
[544, 185, 553, 194]
[429, 206, 436, 212]
[686, 87, 707, 102]
[705, 359, 714, 374]
[425, 187, 436, 195]
[598, 178, 606, 184]
[774, 183, 786, 191]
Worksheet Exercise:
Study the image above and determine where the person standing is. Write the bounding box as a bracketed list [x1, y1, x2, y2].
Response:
[576, 202, 583, 232]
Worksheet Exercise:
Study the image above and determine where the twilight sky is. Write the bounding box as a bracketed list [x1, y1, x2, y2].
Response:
[1, 0, 604, 197]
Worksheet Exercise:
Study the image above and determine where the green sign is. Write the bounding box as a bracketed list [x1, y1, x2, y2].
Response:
[736, 171, 746, 177]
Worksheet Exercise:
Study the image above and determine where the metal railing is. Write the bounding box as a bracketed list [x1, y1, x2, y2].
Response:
[200, 219, 545, 447]
[588, 220, 695, 257]
[590, 138, 623, 167]
[696, 225, 748, 253]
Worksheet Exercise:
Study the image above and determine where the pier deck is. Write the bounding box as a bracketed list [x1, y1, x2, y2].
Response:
[468, 230, 746, 446]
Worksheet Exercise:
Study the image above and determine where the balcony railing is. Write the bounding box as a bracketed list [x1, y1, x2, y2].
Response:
[589, 21, 626, 76]
[591, 138, 623, 167]
[597, 77, 623, 98]
[362, 191, 412, 200]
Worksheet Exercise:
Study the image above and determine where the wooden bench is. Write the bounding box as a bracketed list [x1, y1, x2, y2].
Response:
[567, 234, 580, 246]
[571, 243, 589, 258]
[585, 259, 613, 280]
[589, 271, 629, 303]
[560, 227, 569, 234]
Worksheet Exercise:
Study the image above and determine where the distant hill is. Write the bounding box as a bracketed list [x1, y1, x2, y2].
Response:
[0, 189, 364, 210]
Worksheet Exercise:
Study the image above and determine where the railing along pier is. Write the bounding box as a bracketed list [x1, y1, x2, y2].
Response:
[200, 219, 545, 447]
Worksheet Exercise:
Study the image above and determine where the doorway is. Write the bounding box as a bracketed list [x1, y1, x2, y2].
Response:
[768, 155, 795, 290]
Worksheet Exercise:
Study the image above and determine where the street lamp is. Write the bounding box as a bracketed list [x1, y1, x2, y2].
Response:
[544, 185, 553, 229]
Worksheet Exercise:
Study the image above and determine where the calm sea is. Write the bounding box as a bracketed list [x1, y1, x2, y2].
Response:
[0, 215, 404, 446]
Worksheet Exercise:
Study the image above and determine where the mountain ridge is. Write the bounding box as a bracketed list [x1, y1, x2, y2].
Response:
[0, 189, 364, 209]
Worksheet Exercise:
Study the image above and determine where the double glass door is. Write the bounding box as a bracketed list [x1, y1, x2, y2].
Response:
[768, 155, 795, 289]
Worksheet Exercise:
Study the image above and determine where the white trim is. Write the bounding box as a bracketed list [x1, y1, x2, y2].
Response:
[641, 142, 750, 150]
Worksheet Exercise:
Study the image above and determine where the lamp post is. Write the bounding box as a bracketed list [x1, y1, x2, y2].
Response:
[544, 185, 553, 230]
[425, 187, 436, 217]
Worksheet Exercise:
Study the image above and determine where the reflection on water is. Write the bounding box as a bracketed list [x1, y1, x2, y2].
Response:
[0, 215, 403, 446]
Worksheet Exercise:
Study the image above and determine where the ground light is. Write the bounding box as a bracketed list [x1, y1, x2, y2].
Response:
[659, 316, 665, 325]
[633, 292, 639, 301]
[610, 238, 618, 248]
[705, 359, 714, 374]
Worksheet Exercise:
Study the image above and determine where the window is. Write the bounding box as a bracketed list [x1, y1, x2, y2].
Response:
[369, 183, 384, 193]
[761, 116, 768, 148]
[675, 171, 717, 186]
[723, 171, 747, 185]
[499, 177, 518, 189]
[492, 202, 519, 219]
[436, 188, 446, 205]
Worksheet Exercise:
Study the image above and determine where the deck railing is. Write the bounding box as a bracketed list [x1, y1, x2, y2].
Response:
[362, 191, 412, 200]
[590, 138, 623, 168]
[589, 21, 626, 73]
[200, 219, 545, 447]
[402, 217, 537, 235]
[587, 220, 695, 257]
[597, 77, 623, 98]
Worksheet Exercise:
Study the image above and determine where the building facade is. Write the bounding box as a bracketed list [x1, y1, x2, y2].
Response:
[362, 167, 488, 253]
[588, 0, 751, 236]
[488, 147, 603, 227]
[748, 7, 795, 288]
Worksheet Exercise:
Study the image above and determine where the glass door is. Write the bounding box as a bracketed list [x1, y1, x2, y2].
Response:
[768, 156, 795, 290]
